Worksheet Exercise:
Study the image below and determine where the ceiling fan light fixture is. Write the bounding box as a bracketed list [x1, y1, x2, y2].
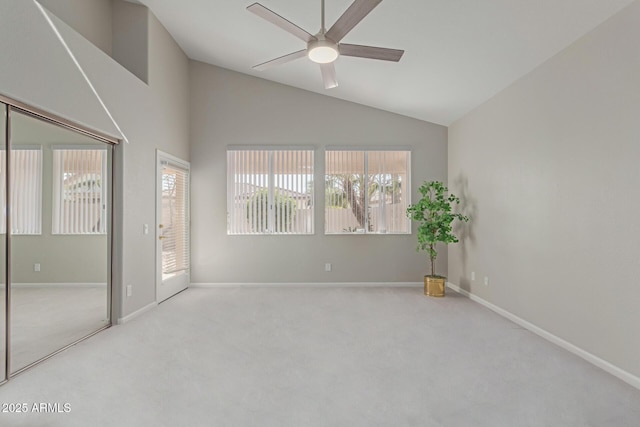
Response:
[248, 1, 404, 88]
[307, 39, 339, 64]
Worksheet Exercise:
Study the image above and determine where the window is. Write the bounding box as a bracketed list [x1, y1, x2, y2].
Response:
[52, 147, 108, 234]
[227, 149, 314, 234]
[160, 161, 190, 279]
[325, 150, 410, 234]
[0, 146, 43, 235]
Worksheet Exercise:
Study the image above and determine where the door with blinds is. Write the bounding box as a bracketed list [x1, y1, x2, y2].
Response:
[156, 151, 190, 303]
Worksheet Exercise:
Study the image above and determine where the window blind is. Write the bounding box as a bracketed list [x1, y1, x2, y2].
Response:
[52, 148, 107, 234]
[0, 147, 42, 235]
[227, 149, 314, 235]
[161, 164, 190, 276]
[325, 150, 410, 234]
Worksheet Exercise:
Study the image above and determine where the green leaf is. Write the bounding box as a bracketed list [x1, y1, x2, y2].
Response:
[406, 180, 469, 275]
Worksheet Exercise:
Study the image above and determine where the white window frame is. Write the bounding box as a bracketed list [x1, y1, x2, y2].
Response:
[51, 145, 108, 235]
[227, 147, 315, 235]
[324, 148, 411, 235]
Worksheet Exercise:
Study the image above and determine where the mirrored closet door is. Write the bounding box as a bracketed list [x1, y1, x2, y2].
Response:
[0, 97, 115, 380]
[1, 102, 7, 382]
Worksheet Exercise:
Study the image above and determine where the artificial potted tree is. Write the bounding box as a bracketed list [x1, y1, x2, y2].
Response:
[407, 181, 468, 297]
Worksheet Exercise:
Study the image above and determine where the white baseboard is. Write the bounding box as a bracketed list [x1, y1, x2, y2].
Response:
[10, 282, 107, 288]
[116, 301, 157, 325]
[446, 282, 640, 391]
[190, 282, 422, 288]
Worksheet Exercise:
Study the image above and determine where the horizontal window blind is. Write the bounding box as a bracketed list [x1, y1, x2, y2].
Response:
[227, 149, 314, 235]
[161, 164, 190, 277]
[0, 147, 42, 235]
[325, 150, 410, 234]
[52, 149, 107, 234]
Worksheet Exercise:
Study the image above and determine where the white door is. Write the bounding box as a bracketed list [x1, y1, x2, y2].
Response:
[156, 151, 190, 302]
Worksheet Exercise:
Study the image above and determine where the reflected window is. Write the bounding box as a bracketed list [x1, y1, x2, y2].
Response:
[52, 147, 107, 235]
[0, 146, 43, 235]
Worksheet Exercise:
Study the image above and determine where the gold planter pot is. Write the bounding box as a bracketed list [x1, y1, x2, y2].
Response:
[424, 276, 445, 297]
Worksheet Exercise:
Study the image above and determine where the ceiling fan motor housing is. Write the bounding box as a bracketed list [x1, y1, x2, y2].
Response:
[247, 1, 404, 89]
[307, 34, 339, 64]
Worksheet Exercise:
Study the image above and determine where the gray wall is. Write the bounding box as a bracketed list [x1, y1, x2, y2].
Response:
[190, 63, 448, 284]
[0, 1, 190, 319]
[39, 0, 150, 83]
[448, 1, 640, 377]
[112, 0, 149, 83]
[38, 0, 113, 55]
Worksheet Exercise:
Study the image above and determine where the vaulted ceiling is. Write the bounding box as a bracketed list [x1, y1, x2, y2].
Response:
[135, 0, 634, 125]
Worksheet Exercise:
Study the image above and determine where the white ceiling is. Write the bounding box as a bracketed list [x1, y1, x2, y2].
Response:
[135, 0, 634, 125]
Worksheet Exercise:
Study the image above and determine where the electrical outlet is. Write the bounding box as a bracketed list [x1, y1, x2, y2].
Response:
[484, 276, 489, 286]
[143, 224, 149, 235]
[34, 263, 41, 272]
[126, 285, 132, 297]
[325, 263, 332, 272]
[471, 271, 475, 281]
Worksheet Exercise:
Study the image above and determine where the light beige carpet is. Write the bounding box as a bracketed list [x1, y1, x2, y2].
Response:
[0, 286, 638, 426]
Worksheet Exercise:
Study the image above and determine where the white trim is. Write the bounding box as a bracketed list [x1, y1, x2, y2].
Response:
[446, 282, 640, 391]
[0, 144, 42, 150]
[158, 150, 190, 171]
[115, 301, 158, 325]
[10, 282, 107, 288]
[324, 231, 411, 236]
[227, 145, 316, 151]
[191, 282, 422, 288]
[156, 150, 190, 303]
[51, 144, 108, 150]
[325, 145, 412, 151]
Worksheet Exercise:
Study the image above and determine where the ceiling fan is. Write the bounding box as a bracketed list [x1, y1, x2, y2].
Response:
[247, 0, 404, 89]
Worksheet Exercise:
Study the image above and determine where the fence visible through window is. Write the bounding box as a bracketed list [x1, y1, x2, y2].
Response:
[227, 149, 314, 235]
[325, 150, 410, 234]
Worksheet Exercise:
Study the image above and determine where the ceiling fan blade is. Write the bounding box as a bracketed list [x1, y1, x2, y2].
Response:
[339, 43, 404, 62]
[253, 50, 307, 71]
[325, 0, 383, 43]
[247, 3, 316, 43]
[320, 63, 338, 89]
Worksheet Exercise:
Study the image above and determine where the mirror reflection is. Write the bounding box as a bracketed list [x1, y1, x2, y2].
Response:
[0, 103, 6, 381]
[8, 110, 110, 373]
